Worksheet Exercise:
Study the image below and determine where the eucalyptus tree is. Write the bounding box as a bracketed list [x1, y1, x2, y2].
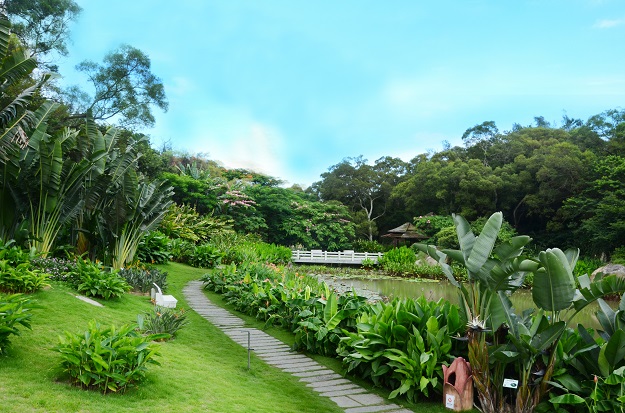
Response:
[3, 0, 81, 70]
[65, 45, 168, 130]
[311, 156, 407, 241]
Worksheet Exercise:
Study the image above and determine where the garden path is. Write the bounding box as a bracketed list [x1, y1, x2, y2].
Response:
[183, 281, 414, 413]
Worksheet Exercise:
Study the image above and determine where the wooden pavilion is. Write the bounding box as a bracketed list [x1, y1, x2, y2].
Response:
[381, 222, 427, 246]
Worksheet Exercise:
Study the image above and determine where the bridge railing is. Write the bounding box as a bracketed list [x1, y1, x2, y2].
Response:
[292, 250, 383, 264]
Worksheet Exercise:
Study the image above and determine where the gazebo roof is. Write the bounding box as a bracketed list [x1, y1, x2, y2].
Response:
[382, 222, 427, 239]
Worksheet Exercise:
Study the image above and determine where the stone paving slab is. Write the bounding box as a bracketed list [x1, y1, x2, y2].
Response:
[183, 281, 414, 413]
[331, 396, 363, 408]
[298, 373, 345, 383]
[306, 378, 352, 388]
[320, 388, 369, 397]
[344, 405, 402, 413]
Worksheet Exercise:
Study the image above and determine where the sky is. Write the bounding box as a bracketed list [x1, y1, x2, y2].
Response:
[57, 0, 625, 187]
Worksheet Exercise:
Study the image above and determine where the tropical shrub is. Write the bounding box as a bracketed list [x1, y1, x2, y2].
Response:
[0, 260, 49, 293]
[378, 246, 416, 275]
[158, 203, 233, 244]
[0, 293, 34, 354]
[292, 291, 367, 357]
[136, 231, 170, 264]
[188, 243, 223, 268]
[167, 238, 194, 263]
[610, 246, 625, 265]
[574, 257, 603, 278]
[353, 240, 388, 253]
[361, 258, 378, 270]
[72, 259, 130, 299]
[54, 320, 165, 394]
[137, 306, 188, 338]
[254, 243, 292, 265]
[31, 257, 77, 282]
[338, 297, 464, 402]
[118, 266, 168, 294]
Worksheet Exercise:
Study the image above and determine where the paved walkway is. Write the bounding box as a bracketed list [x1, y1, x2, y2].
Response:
[183, 281, 413, 413]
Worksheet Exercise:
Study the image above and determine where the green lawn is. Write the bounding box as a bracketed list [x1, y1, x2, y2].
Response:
[0, 262, 463, 412]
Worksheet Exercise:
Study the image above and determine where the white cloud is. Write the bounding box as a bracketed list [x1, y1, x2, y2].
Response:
[594, 17, 625, 28]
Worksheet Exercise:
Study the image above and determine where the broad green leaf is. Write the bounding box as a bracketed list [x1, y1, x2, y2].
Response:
[533, 248, 576, 312]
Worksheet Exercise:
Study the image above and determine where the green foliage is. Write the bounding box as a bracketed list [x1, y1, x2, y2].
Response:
[574, 257, 604, 277]
[611, 247, 625, 265]
[378, 246, 416, 275]
[167, 238, 194, 263]
[188, 243, 224, 268]
[160, 175, 218, 215]
[158, 203, 233, 243]
[136, 230, 170, 264]
[72, 259, 130, 299]
[137, 306, 188, 339]
[54, 320, 165, 394]
[352, 239, 388, 253]
[0, 260, 49, 293]
[31, 256, 77, 282]
[414, 215, 454, 242]
[0, 293, 34, 354]
[118, 265, 168, 294]
[338, 297, 464, 401]
[360, 258, 378, 270]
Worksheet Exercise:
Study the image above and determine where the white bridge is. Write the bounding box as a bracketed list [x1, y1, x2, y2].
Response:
[292, 250, 383, 265]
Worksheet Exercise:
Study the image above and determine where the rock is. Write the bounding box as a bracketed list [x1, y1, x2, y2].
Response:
[591, 264, 625, 280]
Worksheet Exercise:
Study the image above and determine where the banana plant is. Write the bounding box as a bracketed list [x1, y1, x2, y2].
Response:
[0, 16, 56, 241]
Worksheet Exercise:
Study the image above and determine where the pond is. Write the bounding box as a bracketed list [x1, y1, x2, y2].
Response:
[317, 274, 614, 331]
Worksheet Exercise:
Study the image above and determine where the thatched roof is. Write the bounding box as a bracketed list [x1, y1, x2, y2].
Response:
[382, 222, 427, 239]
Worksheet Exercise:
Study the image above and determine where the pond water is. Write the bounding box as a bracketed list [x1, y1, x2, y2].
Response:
[318, 274, 614, 331]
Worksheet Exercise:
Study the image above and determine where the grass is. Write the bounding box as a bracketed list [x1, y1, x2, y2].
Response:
[0, 263, 343, 412]
[1, 261, 471, 412]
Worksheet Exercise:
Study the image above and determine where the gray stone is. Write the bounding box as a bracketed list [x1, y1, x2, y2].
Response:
[319, 388, 368, 397]
[306, 378, 351, 388]
[299, 373, 344, 383]
[330, 396, 363, 408]
[312, 383, 362, 393]
[592, 264, 625, 279]
[348, 393, 386, 405]
[281, 365, 327, 373]
[293, 369, 336, 378]
[75, 295, 104, 307]
[344, 404, 402, 413]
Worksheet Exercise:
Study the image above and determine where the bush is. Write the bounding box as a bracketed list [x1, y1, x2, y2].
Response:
[119, 266, 168, 294]
[167, 238, 194, 263]
[188, 243, 224, 268]
[31, 257, 77, 282]
[72, 259, 130, 300]
[378, 246, 417, 275]
[353, 240, 388, 253]
[0, 261, 49, 293]
[54, 320, 165, 394]
[0, 293, 34, 354]
[611, 246, 625, 265]
[136, 231, 170, 264]
[137, 306, 188, 338]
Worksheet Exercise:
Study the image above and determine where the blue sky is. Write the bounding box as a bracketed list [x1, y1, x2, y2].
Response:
[57, 0, 625, 187]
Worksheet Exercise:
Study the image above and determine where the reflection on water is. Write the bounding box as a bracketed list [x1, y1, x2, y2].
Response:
[328, 276, 612, 331]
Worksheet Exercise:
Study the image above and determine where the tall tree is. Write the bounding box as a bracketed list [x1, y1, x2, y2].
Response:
[3, 0, 81, 70]
[311, 156, 407, 241]
[64, 44, 168, 129]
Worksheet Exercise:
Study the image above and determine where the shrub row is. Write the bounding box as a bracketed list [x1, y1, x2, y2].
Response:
[201, 263, 465, 401]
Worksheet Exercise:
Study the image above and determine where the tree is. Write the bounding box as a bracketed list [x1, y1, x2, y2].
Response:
[3, 0, 81, 70]
[311, 156, 407, 241]
[562, 155, 625, 257]
[65, 45, 168, 129]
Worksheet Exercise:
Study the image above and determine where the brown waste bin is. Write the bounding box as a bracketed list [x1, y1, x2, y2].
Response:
[442, 357, 473, 411]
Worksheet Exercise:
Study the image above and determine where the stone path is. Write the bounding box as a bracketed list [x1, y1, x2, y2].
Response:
[183, 281, 413, 413]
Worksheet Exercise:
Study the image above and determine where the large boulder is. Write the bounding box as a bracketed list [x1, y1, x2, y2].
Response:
[591, 264, 625, 280]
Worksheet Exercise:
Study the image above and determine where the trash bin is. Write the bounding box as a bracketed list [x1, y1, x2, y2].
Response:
[442, 357, 473, 411]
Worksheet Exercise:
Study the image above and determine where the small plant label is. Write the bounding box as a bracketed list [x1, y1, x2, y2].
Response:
[445, 394, 455, 409]
[503, 378, 519, 389]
